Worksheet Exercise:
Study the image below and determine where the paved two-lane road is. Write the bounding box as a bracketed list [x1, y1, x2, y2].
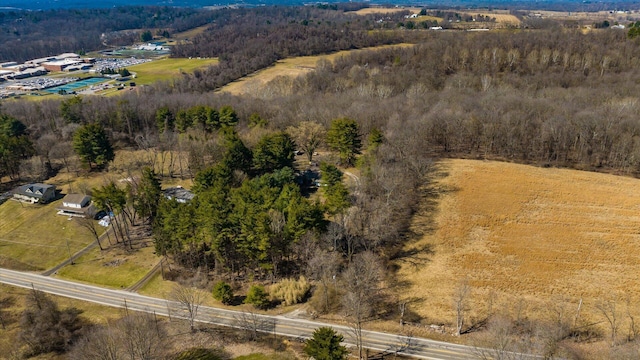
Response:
[0, 268, 481, 360]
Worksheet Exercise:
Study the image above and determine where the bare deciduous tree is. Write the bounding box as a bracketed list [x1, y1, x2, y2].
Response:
[75, 216, 103, 250]
[597, 297, 620, 346]
[307, 250, 341, 314]
[69, 325, 121, 360]
[626, 295, 639, 342]
[232, 310, 275, 342]
[119, 312, 166, 360]
[69, 312, 166, 360]
[286, 121, 325, 163]
[170, 284, 204, 332]
[454, 278, 471, 336]
[475, 315, 533, 360]
[0, 295, 14, 330]
[535, 295, 573, 358]
[236, 311, 260, 341]
[342, 251, 382, 359]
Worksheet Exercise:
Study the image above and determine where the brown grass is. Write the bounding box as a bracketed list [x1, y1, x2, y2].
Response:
[396, 159, 640, 327]
[0, 284, 124, 358]
[534, 10, 624, 22]
[171, 24, 210, 41]
[220, 44, 414, 96]
[461, 11, 521, 24]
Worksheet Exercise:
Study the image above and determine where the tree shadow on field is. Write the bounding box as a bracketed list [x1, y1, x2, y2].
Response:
[389, 243, 434, 271]
[390, 161, 459, 271]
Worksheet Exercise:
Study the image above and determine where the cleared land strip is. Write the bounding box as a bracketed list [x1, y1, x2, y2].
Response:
[0, 267, 494, 360]
[220, 44, 414, 96]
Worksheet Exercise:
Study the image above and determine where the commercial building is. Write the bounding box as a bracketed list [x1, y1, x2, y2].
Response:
[42, 59, 83, 72]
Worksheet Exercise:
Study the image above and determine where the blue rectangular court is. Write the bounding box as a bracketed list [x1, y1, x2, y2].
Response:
[45, 77, 108, 93]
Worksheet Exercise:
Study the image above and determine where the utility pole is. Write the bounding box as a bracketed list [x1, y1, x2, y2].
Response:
[66, 238, 73, 265]
[63, 227, 74, 265]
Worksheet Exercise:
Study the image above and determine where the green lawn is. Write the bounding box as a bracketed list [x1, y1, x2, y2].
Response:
[127, 57, 218, 85]
[0, 200, 96, 271]
[138, 271, 175, 298]
[57, 245, 159, 289]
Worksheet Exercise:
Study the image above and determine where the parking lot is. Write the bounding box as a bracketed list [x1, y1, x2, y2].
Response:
[1, 76, 77, 91]
[92, 58, 151, 73]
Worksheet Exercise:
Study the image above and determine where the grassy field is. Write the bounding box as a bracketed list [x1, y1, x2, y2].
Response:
[535, 10, 624, 22]
[56, 245, 159, 289]
[460, 11, 521, 25]
[126, 57, 218, 85]
[171, 24, 210, 42]
[396, 159, 640, 327]
[220, 44, 414, 96]
[0, 200, 97, 271]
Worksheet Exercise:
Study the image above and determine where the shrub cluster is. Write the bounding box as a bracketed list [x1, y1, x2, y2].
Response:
[269, 276, 311, 306]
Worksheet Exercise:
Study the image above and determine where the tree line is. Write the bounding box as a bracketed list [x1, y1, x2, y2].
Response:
[0, 6, 215, 62]
[166, 6, 412, 92]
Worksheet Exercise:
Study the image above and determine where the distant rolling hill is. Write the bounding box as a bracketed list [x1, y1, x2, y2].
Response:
[4, 0, 637, 11]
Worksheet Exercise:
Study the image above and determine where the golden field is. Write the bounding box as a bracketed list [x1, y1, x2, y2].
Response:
[397, 159, 640, 325]
[461, 11, 521, 25]
[220, 44, 414, 96]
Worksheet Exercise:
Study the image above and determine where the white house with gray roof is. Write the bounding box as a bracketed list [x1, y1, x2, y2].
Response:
[57, 194, 94, 218]
[13, 183, 56, 204]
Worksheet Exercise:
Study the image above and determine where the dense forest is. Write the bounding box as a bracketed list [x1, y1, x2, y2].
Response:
[167, 6, 410, 92]
[0, 7, 216, 62]
[5, 29, 640, 176]
[5, 5, 640, 358]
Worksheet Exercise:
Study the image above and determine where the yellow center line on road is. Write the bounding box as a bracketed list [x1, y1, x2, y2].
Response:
[0, 272, 168, 311]
[1, 269, 484, 360]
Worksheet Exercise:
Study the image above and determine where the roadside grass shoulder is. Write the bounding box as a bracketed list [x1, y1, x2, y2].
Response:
[138, 271, 175, 298]
[138, 272, 225, 308]
[56, 245, 159, 289]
